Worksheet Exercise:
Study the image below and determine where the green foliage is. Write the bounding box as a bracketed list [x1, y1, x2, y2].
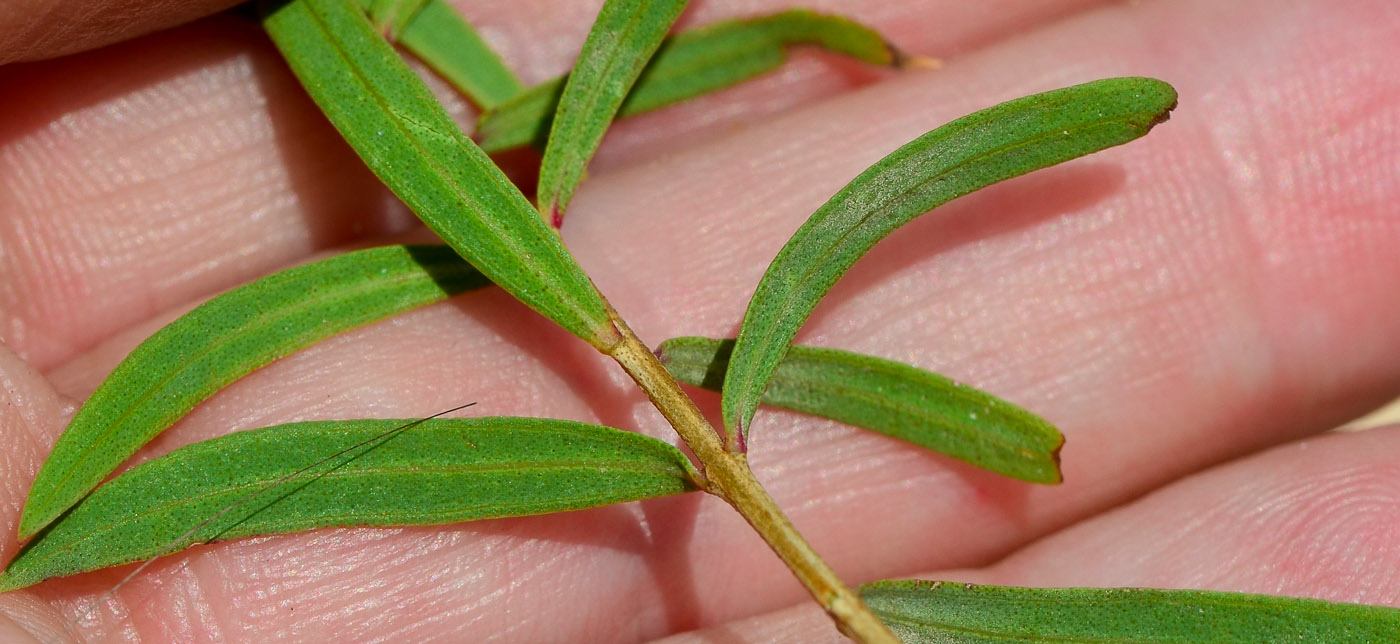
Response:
[2, 418, 697, 592]
[475, 9, 897, 154]
[860, 580, 1400, 643]
[721, 77, 1178, 447]
[17, 245, 487, 539]
[262, 0, 619, 351]
[536, 0, 690, 222]
[658, 336, 1062, 483]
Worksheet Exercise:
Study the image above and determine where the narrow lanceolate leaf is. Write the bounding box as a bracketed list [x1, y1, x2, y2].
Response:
[860, 580, 1400, 643]
[262, 0, 619, 349]
[18, 245, 487, 539]
[476, 9, 897, 154]
[536, 0, 690, 224]
[722, 77, 1178, 446]
[359, 0, 524, 110]
[1, 418, 698, 591]
[657, 337, 1062, 483]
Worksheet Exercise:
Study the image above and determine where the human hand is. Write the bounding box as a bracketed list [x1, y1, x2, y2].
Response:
[1, 1, 1398, 642]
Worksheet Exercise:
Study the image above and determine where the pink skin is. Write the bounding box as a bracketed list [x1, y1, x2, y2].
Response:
[1, 0, 1398, 642]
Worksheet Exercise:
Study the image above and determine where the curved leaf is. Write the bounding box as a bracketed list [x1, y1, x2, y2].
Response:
[658, 336, 1062, 483]
[262, 0, 619, 348]
[19, 245, 486, 539]
[860, 580, 1400, 643]
[476, 9, 898, 154]
[721, 77, 1178, 446]
[2, 418, 698, 591]
[536, 0, 690, 223]
[380, 0, 524, 110]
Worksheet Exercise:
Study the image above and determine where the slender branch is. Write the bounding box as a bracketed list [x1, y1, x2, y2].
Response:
[606, 316, 901, 644]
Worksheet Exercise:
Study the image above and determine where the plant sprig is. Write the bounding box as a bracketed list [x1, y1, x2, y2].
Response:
[10, 1, 1394, 643]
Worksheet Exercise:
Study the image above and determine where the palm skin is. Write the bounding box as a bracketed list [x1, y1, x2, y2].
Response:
[0, 1, 1398, 642]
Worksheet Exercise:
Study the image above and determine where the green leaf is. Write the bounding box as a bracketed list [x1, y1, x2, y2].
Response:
[18, 245, 487, 539]
[372, 0, 525, 110]
[536, 0, 690, 223]
[860, 580, 1400, 643]
[261, 0, 619, 348]
[2, 417, 698, 591]
[657, 337, 1062, 483]
[721, 77, 1178, 446]
[476, 9, 898, 154]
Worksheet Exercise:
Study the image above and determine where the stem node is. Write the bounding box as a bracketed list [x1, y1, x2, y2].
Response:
[605, 315, 900, 644]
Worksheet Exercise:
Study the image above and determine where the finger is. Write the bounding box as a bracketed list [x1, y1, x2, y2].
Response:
[976, 427, 1400, 598]
[0, 347, 71, 564]
[0, 0, 239, 65]
[20, 0, 1400, 642]
[0, 347, 78, 643]
[2, 0, 1102, 370]
[650, 426, 1400, 643]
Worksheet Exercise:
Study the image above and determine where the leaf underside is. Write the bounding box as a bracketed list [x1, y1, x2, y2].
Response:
[2, 418, 698, 591]
[475, 9, 895, 154]
[721, 77, 1178, 446]
[18, 245, 487, 539]
[658, 336, 1062, 483]
[860, 580, 1400, 643]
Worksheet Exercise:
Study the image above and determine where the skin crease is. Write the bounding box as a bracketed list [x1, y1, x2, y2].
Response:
[0, 0, 1398, 642]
